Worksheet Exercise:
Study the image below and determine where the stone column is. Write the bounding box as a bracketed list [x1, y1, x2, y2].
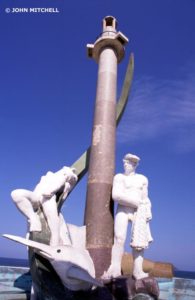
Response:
[85, 16, 128, 278]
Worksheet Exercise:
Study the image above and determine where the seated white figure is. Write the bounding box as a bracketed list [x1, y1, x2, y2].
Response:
[11, 166, 78, 246]
[102, 153, 153, 280]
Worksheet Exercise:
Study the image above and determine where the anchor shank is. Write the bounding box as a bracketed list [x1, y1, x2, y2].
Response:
[84, 16, 128, 278]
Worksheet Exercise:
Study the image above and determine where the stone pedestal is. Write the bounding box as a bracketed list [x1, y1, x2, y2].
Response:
[102, 276, 159, 300]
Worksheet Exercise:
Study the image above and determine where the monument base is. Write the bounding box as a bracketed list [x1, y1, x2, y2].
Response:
[93, 276, 160, 300]
[68, 276, 159, 300]
[28, 256, 160, 300]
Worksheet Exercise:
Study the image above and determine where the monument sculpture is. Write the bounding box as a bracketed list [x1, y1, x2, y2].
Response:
[3, 16, 160, 300]
[102, 153, 153, 280]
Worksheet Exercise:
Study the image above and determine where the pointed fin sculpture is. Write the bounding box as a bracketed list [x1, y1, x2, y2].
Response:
[67, 266, 101, 287]
[3, 234, 103, 291]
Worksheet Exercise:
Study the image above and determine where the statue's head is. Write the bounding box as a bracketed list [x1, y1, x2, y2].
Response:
[61, 166, 78, 183]
[123, 153, 140, 174]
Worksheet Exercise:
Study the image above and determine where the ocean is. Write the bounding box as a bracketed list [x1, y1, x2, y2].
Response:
[0, 257, 195, 279]
[0, 257, 29, 268]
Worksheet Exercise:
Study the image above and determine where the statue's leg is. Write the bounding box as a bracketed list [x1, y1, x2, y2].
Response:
[132, 248, 148, 280]
[102, 207, 128, 278]
[42, 196, 60, 246]
[11, 189, 41, 232]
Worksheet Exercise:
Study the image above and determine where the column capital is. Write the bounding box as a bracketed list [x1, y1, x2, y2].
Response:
[87, 16, 129, 63]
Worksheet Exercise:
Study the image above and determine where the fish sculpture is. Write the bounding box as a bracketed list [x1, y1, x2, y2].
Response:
[3, 234, 103, 291]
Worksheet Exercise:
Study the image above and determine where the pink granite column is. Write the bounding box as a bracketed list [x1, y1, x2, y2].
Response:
[85, 16, 128, 278]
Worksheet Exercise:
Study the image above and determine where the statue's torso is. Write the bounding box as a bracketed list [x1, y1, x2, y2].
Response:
[114, 173, 147, 208]
[34, 171, 65, 200]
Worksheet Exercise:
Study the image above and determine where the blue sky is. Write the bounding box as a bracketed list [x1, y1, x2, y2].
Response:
[0, 0, 195, 272]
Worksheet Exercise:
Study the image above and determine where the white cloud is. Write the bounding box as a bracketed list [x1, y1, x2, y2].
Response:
[117, 67, 195, 152]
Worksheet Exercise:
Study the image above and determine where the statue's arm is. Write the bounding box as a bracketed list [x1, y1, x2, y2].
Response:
[62, 182, 71, 200]
[112, 174, 123, 201]
[142, 176, 149, 200]
[112, 174, 138, 208]
[141, 176, 152, 220]
[62, 171, 78, 200]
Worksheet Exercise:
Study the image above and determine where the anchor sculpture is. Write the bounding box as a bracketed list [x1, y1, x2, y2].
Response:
[3, 16, 144, 300]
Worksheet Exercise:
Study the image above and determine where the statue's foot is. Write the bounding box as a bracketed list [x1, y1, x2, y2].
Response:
[133, 271, 149, 280]
[101, 265, 121, 279]
[29, 215, 42, 232]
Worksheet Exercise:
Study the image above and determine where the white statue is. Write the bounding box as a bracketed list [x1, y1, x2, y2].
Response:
[102, 153, 153, 280]
[11, 166, 78, 246]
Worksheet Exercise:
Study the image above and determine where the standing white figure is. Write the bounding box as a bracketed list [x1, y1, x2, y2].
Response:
[11, 166, 77, 246]
[103, 154, 153, 280]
